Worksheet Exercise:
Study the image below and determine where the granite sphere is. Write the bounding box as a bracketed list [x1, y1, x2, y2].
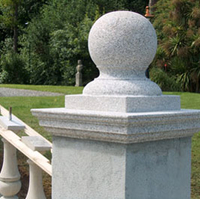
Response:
[84, 11, 161, 96]
[88, 11, 157, 71]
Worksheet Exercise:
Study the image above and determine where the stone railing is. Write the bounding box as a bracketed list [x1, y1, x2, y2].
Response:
[0, 105, 52, 199]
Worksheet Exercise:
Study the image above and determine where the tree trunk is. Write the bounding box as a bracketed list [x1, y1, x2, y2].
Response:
[13, 3, 18, 53]
[149, 0, 159, 13]
[196, 77, 199, 93]
[149, 0, 159, 7]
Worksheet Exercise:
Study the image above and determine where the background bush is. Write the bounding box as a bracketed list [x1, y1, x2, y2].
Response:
[151, 0, 200, 92]
[150, 67, 182, 91]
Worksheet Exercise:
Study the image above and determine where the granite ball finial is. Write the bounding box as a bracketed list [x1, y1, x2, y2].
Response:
[83, 11, 162, 96]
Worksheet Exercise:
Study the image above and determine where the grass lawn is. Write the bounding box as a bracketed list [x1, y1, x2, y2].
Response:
[0, 86, 83, 140]
[0, 86, 199, 198]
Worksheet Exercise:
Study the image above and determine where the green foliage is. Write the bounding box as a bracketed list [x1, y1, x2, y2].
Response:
[0, 0, 149, 85]
[0, 50, 29, 83]
[152, 0, 200, 92]
[19, 0, 96, 85]
[0, 0, 20, 28]
[0, 38, 29, 83]
[150, 67, 182, 91]
[0, 0, 47, 32]
[0, 0, 49, 84]
[19, 0, 148, 85]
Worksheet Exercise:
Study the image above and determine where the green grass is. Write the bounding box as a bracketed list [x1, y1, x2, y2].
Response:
[0, 96, 65, 141]
[165, 92, 200, 109]
[0, 86, 199, 198]
[0, 85, 83, 141]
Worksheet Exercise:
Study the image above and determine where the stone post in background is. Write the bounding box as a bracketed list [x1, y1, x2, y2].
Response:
[32, 11, 200, 199]
[75, 60, 83, 87]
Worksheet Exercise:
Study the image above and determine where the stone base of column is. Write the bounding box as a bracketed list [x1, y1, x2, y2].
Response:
[52, 136, 191, 199]
[65, 94, 180, 113]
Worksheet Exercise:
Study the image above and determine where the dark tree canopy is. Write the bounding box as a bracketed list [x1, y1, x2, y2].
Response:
[0, 0, 149, 85]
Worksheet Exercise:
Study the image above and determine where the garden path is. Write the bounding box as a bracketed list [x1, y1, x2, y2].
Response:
[0, 87, 63, 97]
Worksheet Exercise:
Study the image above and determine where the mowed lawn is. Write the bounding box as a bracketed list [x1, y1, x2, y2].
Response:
[0, 85, 83, 140]
[0, 85, 199, 198]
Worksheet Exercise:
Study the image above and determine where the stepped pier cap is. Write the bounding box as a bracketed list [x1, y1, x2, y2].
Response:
[65, 11, 180, 113]
[32, 11, 200, 199]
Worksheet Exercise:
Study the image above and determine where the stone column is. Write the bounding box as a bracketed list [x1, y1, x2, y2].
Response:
[32, 11, 200, 199]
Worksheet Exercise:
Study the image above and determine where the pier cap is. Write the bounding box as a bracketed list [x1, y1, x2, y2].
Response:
[83, 11, 162, 96]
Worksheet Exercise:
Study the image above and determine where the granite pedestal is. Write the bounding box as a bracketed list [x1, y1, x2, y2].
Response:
[32, 11, 200, 199]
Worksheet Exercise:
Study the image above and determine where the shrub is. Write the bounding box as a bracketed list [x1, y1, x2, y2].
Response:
[150, 67, 182, 92]
[0, 51, 29, 84]
[153, 0, 200, 92]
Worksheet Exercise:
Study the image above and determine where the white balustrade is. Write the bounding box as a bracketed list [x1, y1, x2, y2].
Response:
[0, 106, 52, 198]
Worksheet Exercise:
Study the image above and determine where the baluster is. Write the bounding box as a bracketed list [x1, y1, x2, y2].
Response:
[0, 138, 21, 199]
[22, 136, 51, 199]
[26, 159, 46, 199]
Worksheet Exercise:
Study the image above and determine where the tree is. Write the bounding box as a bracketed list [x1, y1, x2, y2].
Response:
[0, 0, 21, 52]
[151, 0, 200, 92]
[0, 0, 48, 83]
[20, 0, 149, 85]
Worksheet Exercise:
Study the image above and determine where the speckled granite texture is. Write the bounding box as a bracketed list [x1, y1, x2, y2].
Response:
[83, 11, 161, 96]
[32, 108, 200, 144]
[32, 11, 200, 199]
[65, 94, 181, 112]
[31, 9, 200, 147]
[67, 11, 179, 112]
[51, 137, 191, 199]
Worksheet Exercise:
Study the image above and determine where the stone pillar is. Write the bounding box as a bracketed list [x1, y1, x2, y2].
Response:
[75, 60, 83, 87]
[32, 11, 200, 199]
